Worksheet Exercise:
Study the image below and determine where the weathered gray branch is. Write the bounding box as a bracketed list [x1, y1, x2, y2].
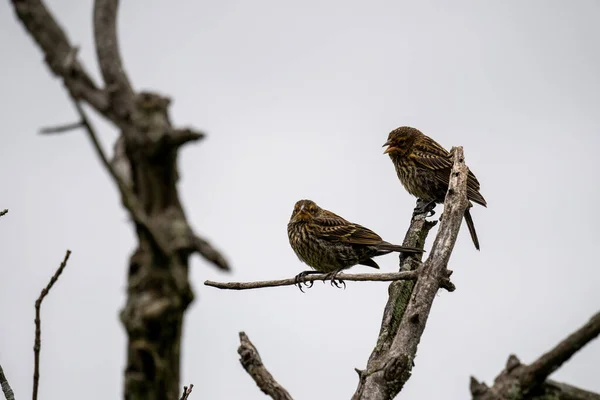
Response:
[11, 0, 110, 115]
[238, 332, 293, 400]
[33, 250, 72, 400]
[352, 147, 469, 399]
[0, 363, 15, 400]
[205, 270, 455, 291]
[471, 311, 600, 400]
[93, 0, 135, 119]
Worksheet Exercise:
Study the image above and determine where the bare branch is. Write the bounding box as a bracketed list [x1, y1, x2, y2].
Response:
[543, 380, 600, 400]
[238, 332, 293, 400]
[33, 250, 72, 400]
[179, 384, 194, 400]
[171, 128, 206, 148]
[93, 0, 135, 118]
[204, 270, 440, 291]
[0, 363, 15, 400]
[192, 235, 230, 271]
[39, 121, 84, 134]
[352, 147, 469, 399]
[11, 0, 109, 114]
[472, 311, 600, 400]
[520, 311, 600, 389]
[0, 209, 7, 218]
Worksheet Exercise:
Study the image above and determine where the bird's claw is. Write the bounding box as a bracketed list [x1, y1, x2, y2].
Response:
[323, 270, 346, 290]
[413, 199, 436, 217]
[294, 271, 317, 292]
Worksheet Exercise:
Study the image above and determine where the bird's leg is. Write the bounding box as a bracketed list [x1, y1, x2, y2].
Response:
[322, 269, 346, 289]
[413, 199, 436, 217]
[294, 270, 320, 292]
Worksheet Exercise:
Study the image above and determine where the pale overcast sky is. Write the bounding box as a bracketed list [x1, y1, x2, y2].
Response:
[1, 1, 599, 399]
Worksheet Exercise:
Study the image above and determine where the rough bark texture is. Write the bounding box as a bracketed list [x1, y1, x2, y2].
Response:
[11, 1, 229, 399]
[238, 332, 294, 400]
[471, 311, 600, 400]
[362, 201, 437, 370]
[0, 363, 15, 400]
[352, 147, 469, 399]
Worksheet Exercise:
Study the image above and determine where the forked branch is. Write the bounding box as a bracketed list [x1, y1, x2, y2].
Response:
[471, 310, 600, 400]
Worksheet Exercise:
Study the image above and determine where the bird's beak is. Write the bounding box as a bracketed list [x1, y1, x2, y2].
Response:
[293, 204, 310, 221]
[382, 140, 393, 154]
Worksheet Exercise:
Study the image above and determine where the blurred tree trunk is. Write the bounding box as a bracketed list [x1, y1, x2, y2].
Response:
[11, 0, 229, 398]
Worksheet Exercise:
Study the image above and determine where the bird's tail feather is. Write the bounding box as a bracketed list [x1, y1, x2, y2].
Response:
[377, 242, 424, 254]
[464, 207, 480, 250]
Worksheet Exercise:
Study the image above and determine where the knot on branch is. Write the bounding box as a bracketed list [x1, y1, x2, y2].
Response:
[506, 354, 521, 372]
[469, 376, 489, 396]
[383, 354, 413, 387]
[136, 91, 171, 111]
[439, 277, 456, 292]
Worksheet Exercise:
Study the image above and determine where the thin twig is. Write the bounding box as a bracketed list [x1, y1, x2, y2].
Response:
[39, 121, 84, 134]
[179, 384, 194, 400]
[192, 235, 230, 271]
[0, 363, 15, 400]
[205, 270, 433, 291]
[33, 250, 72, 400]
[238, 332, 293, 400]
[93, 0, 135, 117]
[0, 209, 7, 218]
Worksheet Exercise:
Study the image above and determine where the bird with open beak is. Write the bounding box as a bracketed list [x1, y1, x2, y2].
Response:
[383, 126, 487, 250]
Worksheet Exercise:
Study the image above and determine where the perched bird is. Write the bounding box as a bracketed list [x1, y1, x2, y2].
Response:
[287, 199, 424, 290]
[383, 126, 487, 250]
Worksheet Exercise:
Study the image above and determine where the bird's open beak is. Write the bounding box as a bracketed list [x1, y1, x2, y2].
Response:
[382, 140, 393, 154]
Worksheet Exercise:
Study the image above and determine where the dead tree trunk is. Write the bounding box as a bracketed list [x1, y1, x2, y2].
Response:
[11, 1, 229, 399]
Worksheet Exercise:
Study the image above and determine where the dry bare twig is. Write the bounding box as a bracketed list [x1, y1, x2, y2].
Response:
[238, 332, 293, 400]
[205, 271, 455, 291]
[179, 384, 194, 400]
[0, 210, 8, 218]
[33, 250, 72, 400]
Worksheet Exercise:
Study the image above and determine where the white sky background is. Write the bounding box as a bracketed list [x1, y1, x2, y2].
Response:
[1, 0, 599, 399]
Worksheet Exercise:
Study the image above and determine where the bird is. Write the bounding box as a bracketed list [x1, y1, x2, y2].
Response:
[382, 126, 487, 250]
[287, 199, 424, 290]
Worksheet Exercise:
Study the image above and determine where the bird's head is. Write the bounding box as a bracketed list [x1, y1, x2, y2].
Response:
[290, 199, 322, 223]
[383, 126, 422, 156]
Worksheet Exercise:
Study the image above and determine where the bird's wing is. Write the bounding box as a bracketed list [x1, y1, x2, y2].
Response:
[409, 136, 453, 174]
[314, 210, 383, 245]
[410, 136, 485, 204]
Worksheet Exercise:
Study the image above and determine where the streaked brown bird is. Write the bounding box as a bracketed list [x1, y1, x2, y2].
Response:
[383, 126, 487, 250]
[287, 199, 424, 290]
